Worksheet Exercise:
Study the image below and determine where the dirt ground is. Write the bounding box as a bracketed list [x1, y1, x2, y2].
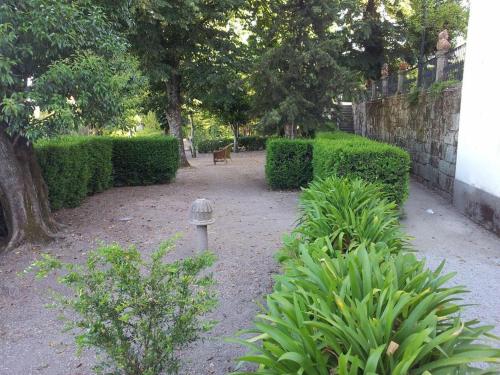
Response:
[0, 151, 499, 375]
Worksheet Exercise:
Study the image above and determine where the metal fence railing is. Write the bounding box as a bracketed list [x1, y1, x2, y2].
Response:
[359, 44, 466, 101]
[444, 43, 466, 82]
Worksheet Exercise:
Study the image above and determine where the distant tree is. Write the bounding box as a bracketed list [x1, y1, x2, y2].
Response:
[0, 0, 132, 251]
[126, 0, 243, 166]
[248, 0, 357, 137]
[189, 35, 251, 151]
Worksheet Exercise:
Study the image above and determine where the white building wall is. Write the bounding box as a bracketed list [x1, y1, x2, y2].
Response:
[455, 0, 500, 197]
[453, 0, 500, 235]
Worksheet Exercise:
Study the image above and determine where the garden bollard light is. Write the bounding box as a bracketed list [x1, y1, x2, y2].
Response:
[189, 198, 214, 252]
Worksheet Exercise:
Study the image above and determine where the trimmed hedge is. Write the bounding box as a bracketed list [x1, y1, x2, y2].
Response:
[196, 139, 232, 153]
[112, 136, 179, 186]
[265, 132, 410, 204]
[35, 135, 179, 210]
[36, 136, 113, 210]
[313, 137, 410, 204]
[197, 136, 268, 153]
[265, 139, 313, 189]
[238, 136, 267, 151]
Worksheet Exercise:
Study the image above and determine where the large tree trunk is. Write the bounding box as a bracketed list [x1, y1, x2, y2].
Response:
[165, 71, 190, 167]
[0, 127, 60, 252]
[189, 113, 197, 158]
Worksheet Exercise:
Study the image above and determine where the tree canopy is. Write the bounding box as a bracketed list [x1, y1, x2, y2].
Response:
[247, 0, 358, 136]
[0, 0, 137, 140]
[124, 0, 244, 165]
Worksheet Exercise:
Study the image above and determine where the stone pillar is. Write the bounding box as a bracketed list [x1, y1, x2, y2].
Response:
[370, 80, 376, 100]
[435, 29, 451, 82]
[381, 63, 389, 96]
[397, 71, 405, 93]
[436, 50, 448, 81]
[397, 62, 409, 93]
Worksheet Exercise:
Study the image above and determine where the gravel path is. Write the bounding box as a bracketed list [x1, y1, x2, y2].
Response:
[0, 151, 499, 375]
[402, 182, 500, 336]
[0, 151, 299, 375]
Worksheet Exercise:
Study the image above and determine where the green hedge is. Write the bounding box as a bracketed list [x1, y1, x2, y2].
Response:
[36, 136, 113, 209]
[197, 136, 268, 153]
[196, 139, 232, 153]
[265, 139, 313, 189]
[112, 136, 179, 186]
[35, 135, 179, 210]
[238, 136, 267, 151]
[265, 132, 410, 204]
[313, 137, 410, 204]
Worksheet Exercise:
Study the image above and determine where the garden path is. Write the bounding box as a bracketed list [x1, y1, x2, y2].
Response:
[0, 151, 498, 375]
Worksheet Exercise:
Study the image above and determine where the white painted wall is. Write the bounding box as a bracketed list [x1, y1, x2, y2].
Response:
[455, 0, 500, 197]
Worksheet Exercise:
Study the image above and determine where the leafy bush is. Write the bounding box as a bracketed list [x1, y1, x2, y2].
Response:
[234, 243, 500, 374]
[238, 136, 267, 151]
[29, 239, 217, 375]
[112, 135, 179, 186]
[313, 136, 410, 204]
[196, 138, 233, 153]
[36, 136, 113, 209]
[278, 178, 407, 262]
[265, 139, 313, 189]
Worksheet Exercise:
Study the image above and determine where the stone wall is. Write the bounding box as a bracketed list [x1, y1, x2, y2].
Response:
[353, 84, 461, 201]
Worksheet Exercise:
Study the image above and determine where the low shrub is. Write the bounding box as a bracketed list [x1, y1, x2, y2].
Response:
[234, 242, 500, 374]
[278, 178, 407, 262]
[197, 138, 233, 153]
[28, 238, 217, 375]
[112, 135, 179, 186]
[238, 136, 267, 151]
[313, 135, 410, 204]
[265, 139, 313, 189]
[36, 136, 113, 209]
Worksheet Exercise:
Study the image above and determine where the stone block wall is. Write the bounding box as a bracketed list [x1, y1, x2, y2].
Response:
[353, 84, 462, 201]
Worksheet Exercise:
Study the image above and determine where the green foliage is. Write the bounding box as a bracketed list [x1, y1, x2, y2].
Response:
[233, 243, 500, 374]
[429, 79, 460, 99]
[112, 136, 179, 187]
[278, 178, 407, 262]
[248, 0, 357, 134]
[407, 88, 422, 106]
[142, 111, 162, 132]
[0, 0, 129, 141]
[233, 177, 500, 374]
[34, 52, 147, 135]
[28, 239, 217, 375]
[35, 137, 113, 209]
[265, 139, 313, 189]
[313, 135, 411, 205]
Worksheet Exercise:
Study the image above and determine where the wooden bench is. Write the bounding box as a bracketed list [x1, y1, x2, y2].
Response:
[213, 144, 232, 164]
